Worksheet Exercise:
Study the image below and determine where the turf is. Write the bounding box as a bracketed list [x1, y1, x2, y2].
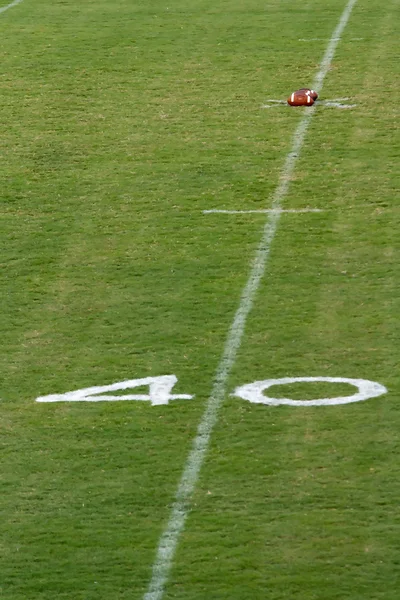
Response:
[1, 0, 399, 598]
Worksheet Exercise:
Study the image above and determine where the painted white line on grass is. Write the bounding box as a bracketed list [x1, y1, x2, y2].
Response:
[319, 100, 357, 108]
[263, 99, 287, 104]
[298, 37, 363, 41]
[203, 209, 323, 215]
[262, 98, 356, 110]
[0, 0, 23, 14]
[143, 1, 359, 598]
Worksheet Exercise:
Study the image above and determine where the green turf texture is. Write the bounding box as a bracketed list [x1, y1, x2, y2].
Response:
[1, 0, 399, 598]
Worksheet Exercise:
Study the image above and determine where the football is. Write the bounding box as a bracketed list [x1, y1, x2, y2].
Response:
[298, 87, 319, 100]
[287, 91, 315, 106]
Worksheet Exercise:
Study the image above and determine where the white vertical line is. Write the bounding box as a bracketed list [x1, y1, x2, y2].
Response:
[0, 0, 23, 14]
[143, 1, 358, 598]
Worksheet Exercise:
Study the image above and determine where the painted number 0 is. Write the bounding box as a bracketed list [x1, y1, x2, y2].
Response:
[233, 377, 387, 407]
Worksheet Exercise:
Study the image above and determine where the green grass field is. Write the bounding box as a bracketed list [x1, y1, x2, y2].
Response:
[1, 0, 399, 598]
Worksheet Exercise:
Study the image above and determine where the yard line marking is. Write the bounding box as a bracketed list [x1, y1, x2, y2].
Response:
[262, 98, 356, 110]
[298, 37, 363, 41]
[203, 209, 323, 214]
[328, 97, 351, 101]
[143, 1, 359, 598]
[319, 100, 357, 108]
[0, 0, 23, 14]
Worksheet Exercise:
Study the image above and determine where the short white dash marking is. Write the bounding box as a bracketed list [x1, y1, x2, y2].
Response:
[298, 37, 363, 41]
[0, 0, 23, 14]
[319, 100, 357, 108]
[143, 2, 359, 599]
[262, 98, 356, 110]
[261, 100, 287, 108]
[203, 209, 323, 215]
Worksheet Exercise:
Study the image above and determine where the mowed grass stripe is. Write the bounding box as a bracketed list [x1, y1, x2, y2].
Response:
[0, 0, 316, 396]
[143, 1, 359, 598]
[1, 1, 329, 598]
[167, 1, 400, 598]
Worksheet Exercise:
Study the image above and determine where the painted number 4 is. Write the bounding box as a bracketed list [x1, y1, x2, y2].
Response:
[36, 375, 193, 406]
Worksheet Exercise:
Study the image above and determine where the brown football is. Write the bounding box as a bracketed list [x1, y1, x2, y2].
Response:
[298, 88, 319, 100]
[287, 91, 315, 106]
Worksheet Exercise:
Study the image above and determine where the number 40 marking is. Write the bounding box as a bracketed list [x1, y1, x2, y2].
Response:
[35, 375, 387, 407]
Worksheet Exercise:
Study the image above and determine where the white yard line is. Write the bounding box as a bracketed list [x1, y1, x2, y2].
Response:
[143, 1, 359, 598]
[203, 208, 323, 214]
[319, 100, 357, 108]
[0, 0, 23, 14]
[298, 36, 363, 41]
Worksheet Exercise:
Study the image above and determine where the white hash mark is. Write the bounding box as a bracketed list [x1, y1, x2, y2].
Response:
[262, 98, 357, 109]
